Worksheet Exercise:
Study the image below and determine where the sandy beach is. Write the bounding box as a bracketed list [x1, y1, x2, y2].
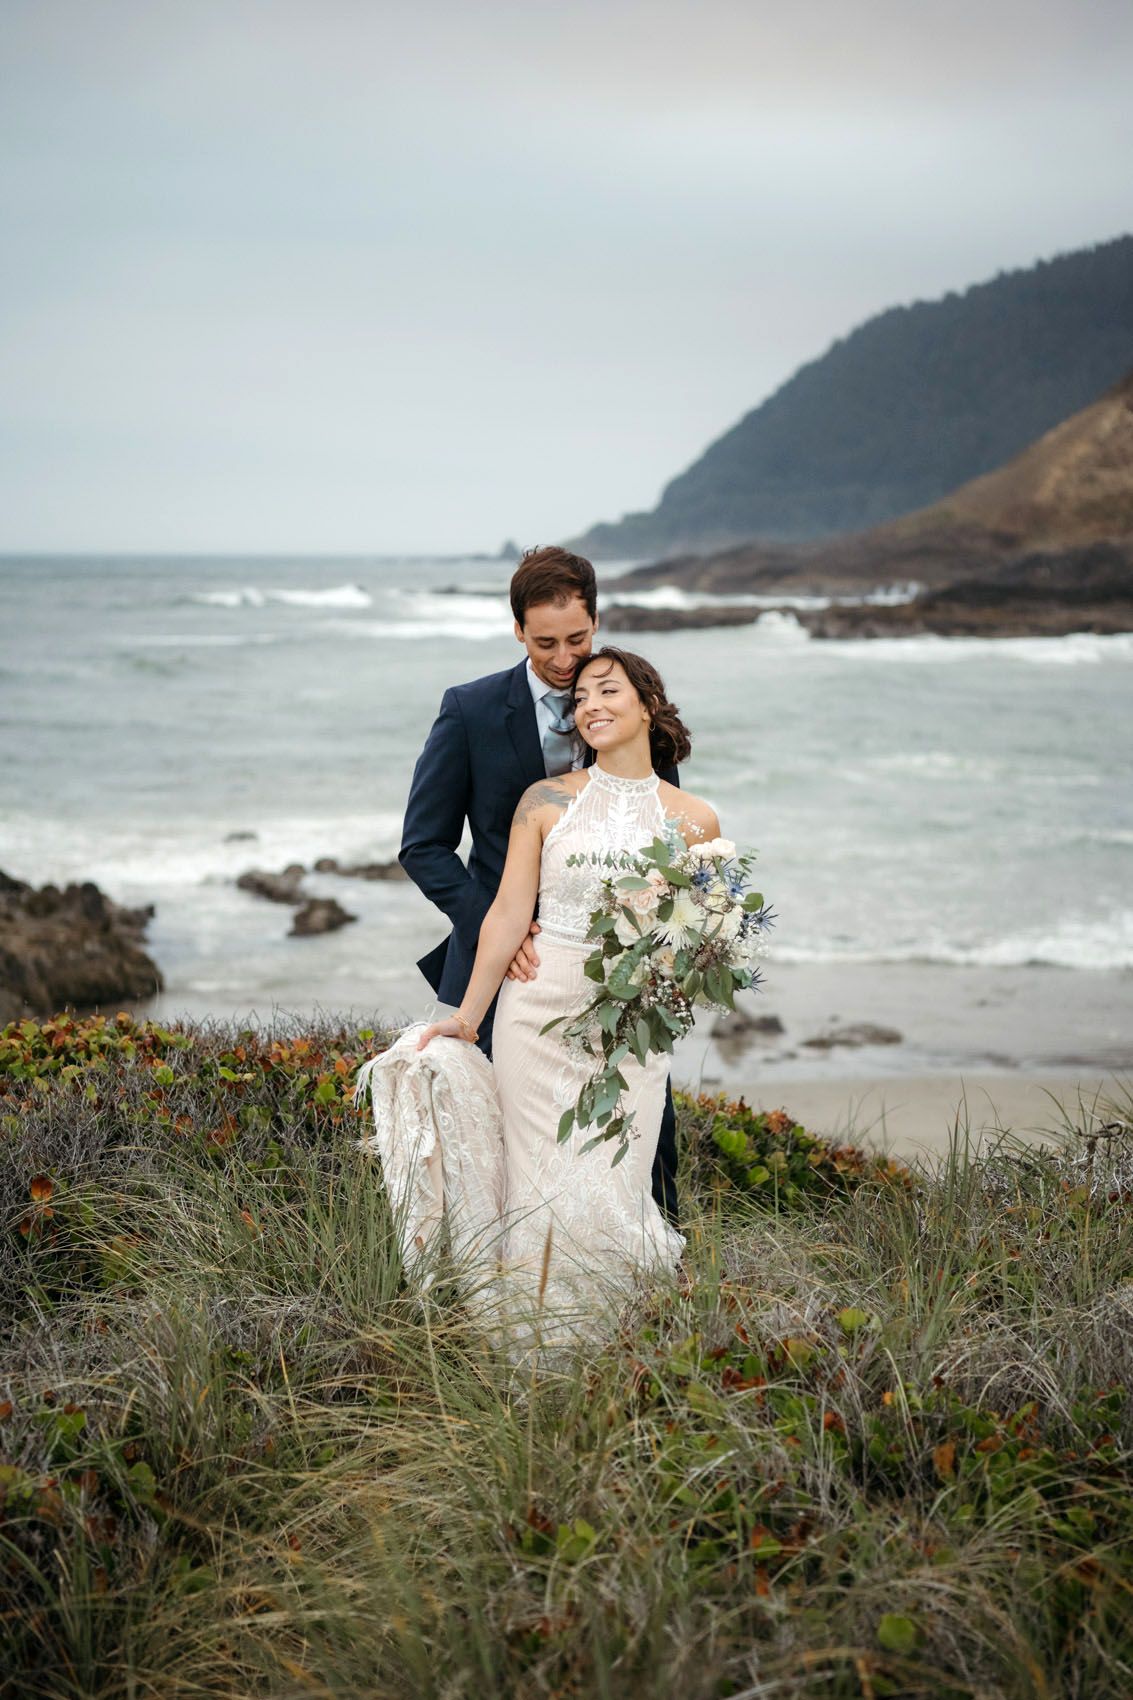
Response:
[670, 959, 1132, 1160]
[740, 1070, 1123, 1160]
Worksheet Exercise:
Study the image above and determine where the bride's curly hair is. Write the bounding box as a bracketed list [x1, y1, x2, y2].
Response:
[572, 646, 692, 767]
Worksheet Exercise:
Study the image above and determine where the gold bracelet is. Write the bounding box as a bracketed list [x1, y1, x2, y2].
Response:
[453, 1012, 479, 1043]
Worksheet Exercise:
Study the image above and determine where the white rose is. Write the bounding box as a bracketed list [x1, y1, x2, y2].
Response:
[686, 836, 736, 863]
[623, 884, 661, 925]
[614, 909, 643, 947]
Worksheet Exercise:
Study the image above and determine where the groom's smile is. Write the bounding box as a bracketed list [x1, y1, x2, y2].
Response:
[515, 592, 598, 692]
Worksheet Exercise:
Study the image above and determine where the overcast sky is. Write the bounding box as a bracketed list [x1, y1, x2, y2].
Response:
[2, 0, 1131, 555]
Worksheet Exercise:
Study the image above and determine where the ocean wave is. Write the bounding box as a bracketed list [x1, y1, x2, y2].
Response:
[0, 811, 408, 894]
[604, 587, 834, 612]
[320, 617, 511, 643]
[325, 589, 514, 641]
[776, 910, 1133, 971]
[192, 583, 372, 610]
[273, 584, 372, 608]
[125, 633, 280, 649]
[829, 630, 1133, 666]
[194, 587, 267, 608]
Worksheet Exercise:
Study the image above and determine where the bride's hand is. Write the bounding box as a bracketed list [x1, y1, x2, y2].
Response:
[416, 1017, 476, 1051]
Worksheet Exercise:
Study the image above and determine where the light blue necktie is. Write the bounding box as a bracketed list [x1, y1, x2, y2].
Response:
[542, 691, 575, 776]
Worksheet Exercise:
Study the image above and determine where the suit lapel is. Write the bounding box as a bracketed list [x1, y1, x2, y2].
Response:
[504, 660, 545, 786]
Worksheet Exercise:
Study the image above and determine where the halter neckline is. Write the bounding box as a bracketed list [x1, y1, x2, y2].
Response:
[588, 765, 660, 795]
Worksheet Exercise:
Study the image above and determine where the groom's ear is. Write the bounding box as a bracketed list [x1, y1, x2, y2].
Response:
[514, 619, 525, 644]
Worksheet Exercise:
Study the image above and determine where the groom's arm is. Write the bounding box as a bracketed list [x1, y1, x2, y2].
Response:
[399, 688, 493, 946]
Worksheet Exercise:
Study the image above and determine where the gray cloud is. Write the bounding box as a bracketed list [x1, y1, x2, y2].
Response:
[2, 0, 1131, 552]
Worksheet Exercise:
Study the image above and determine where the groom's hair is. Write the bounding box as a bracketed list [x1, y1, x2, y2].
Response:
[510, 546, 597, 626]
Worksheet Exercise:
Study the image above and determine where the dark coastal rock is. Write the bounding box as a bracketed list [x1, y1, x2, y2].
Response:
[0, 869, 163, 1025]
[601, 542, 1133, 639]
[802, 1023, 903, 1051]
[224, 830, 259, 843]
[799, 543, 1133, 640]
[290, 898, 357, 937]
[712, 1009, 786, 1042]
[236, 864, 307, 905]
[312, 856, 408, 882]
[602, 603, 764, 634]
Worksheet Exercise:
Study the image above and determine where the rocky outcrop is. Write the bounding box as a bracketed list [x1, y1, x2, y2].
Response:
[801, 1023, 903, 1051]
[312, 856, 407, 882]
[290, 899, 356, 937]
[602, 603, 768, 634]
[798, 544, 1133, 639]
[237, 864, 307, 905]
[0, 870, 163, 1025]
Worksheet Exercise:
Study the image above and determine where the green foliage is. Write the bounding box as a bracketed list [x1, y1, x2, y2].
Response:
[2, 1015, 1132, 1697]
[680, 1090, 912, 1208]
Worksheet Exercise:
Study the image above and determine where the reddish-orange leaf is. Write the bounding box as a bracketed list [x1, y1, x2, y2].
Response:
[29, 1174, 53, 1203]
[933, 1441, 956, 1479]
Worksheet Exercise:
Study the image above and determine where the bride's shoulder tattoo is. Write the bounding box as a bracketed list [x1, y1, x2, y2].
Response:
[514, 777, 574, 826]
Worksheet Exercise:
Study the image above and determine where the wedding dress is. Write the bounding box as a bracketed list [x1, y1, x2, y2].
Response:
[357, 766, 685, 1345]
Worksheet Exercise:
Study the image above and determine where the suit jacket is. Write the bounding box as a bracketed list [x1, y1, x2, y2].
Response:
[399, 658, 679, 1005]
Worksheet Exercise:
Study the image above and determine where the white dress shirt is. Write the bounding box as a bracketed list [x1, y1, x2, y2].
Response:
[526, 659, 585, 773]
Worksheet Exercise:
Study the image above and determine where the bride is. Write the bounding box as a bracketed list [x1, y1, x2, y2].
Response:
[358, 646, 722, 1340]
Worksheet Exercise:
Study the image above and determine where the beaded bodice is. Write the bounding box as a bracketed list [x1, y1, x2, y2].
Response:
[537, 767, 666, 943]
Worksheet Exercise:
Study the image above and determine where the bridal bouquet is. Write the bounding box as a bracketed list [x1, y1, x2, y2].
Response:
[544, 830, 772, 1164]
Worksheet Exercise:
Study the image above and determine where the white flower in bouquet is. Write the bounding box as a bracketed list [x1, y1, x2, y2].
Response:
[614, 908, 643, 947]
[551, 835, 773, 1164]
[709, 903, 743, 943]
[686, 836, 736, 862]
[655, 887, 701, 949]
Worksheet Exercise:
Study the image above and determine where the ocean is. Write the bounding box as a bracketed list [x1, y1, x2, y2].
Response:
[3, 554, 1132, 1081]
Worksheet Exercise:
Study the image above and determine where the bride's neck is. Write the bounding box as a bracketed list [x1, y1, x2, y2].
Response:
[595, 736, 654, 781]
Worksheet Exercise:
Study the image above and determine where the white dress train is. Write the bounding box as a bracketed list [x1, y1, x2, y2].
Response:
[356, 767, 685, 1340]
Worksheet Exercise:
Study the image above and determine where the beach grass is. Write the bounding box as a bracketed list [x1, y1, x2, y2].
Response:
[2, 1014, 1132, 1698]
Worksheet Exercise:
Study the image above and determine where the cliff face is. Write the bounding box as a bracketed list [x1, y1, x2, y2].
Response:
[620, 370, 1133, 599]
[571, 236, 1133, 560]
[598, 372, 1133, 639]
[929, 369, 1133, 547]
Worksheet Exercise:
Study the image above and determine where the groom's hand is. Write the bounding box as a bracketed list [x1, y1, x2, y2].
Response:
[505, 921, 541, 982]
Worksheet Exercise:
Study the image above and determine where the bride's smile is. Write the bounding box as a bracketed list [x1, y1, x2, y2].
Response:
[573, 658, 651, 753]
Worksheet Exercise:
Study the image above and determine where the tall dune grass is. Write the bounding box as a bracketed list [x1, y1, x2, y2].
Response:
[2, 1015, 1131, 1698]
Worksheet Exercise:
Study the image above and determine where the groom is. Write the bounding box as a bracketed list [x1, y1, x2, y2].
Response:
[399, 544, 681, 1222]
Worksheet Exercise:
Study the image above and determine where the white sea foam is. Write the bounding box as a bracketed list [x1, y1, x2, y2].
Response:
[272, 584, 372, 608]
[193, 587, 267, 608]
[323, 589, 514, 641]
[193, 583, 372, 610]
[776, 910, 1133, 971]
[124, 633, 281, 649]
[0, 811, 407, 895]
[830, 630, 1133, 666]
[751, 610, 812, 643]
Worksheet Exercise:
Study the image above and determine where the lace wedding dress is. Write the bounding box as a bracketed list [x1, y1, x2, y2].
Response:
[357, 766, 685, 1346]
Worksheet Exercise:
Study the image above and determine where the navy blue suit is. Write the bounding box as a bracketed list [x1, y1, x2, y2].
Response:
[399, 657, 681, 1222]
